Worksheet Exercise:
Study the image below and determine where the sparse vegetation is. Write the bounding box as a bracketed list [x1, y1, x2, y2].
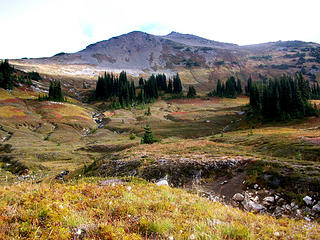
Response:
[249, 55, 272, 61]
[129, 132, 136, 140]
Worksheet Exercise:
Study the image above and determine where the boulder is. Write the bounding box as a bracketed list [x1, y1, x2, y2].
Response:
[312, 203, 320, 213]
[277, 198, 285, 204]
[242, 194, 266, 213]
[232, 193, 245, 202]
[264, 196, 275, 203]
[156, 179, 169, 186]
[303, 196, 313, 205]
[263, 196, 275, 206]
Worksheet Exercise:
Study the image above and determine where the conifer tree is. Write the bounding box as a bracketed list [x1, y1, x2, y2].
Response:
[139, 77, 144, 87]
[225, 76, 237, 98]
[0, 59, 13, 90]
[187, 86, 196, 98]
[48, 80, 64, 102]
[167, 78, 173, 93]
[173, 73, 182, 94]
[249, 74, 318, 120]
[236, 78, 242, 95]
[245, 76, 252, 96]
[217, 79, 222, 97]
[141, 124, 157, 144]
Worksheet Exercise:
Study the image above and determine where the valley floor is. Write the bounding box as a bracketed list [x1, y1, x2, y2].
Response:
[0, 86, 320, 239]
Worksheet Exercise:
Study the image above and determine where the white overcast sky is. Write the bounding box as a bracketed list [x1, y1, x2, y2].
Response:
[0, 0, 319, 59]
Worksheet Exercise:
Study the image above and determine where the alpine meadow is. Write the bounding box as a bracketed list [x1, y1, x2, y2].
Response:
[1, 0, 320, 239]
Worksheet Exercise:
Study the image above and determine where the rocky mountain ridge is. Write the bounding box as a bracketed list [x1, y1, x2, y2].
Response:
[11, 31, 320, 85]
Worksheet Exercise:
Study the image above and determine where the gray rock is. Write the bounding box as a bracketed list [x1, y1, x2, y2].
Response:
[303, 196, 313, 205]
[263, 196, 275, 205]
[242, 194, 266, 213]
[284, 204, 291, 211]
[220, 180, 228, 185]
[277, 198, 286, 204]
[296, 209, 302, 217]
[232, 193, 245, 202]
[312, 203, 320, 213]
[254, 184, 259, 189]
[304, 217, 311, 222]
[100, 178, 125, 186]
[156, 179, 169, 186]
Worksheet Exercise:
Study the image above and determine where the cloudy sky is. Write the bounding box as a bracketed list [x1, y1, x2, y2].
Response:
[1, 0, 319, 59]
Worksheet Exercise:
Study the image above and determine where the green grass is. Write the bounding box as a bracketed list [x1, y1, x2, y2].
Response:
[0, 178, 318, 239]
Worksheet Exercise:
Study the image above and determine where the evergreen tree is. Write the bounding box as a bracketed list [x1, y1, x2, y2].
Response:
[187, 85, 196, 98]
[137, 89, 144, 103]
[0, 59, 13, 90]
[250, 84, 262, 112]
[139, 77, 145, 87]
[167, 78, 173, 93]
[245, 76, 252, 96]
[48, 80, 64, 102]
[95, 76, 105, 99]
[129, 81, 136, 102]
[217, 79, 223, 97]
[173, 73, 182, 94]
[141, 124, 157, 144]
[156, 74, 167, 91]
[145, 106, 151, 116]
[296, 72, 309, 101]
[225, 76, 237, 98]
[311, 82, 320, 99]
[249, 74, 318, 120]
[236, 78, 242, 95]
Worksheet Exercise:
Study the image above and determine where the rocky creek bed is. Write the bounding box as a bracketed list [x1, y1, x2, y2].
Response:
[81, 155, 320, 222]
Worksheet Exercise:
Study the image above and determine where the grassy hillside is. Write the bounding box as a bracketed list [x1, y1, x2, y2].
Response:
[0, 179, 319, 239]
[1, 80, 320, 239]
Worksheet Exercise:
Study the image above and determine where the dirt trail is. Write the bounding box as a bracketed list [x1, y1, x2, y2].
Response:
[194, 170, 247, 202]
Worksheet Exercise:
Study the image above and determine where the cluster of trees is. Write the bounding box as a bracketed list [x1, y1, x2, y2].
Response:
[249, 72, 318, 120]
[96, 71, 135, 107]
[0, 60, 42, 90]
[38, 80, 65, 102]
[95, 71, 184, 107]
[187, 86, 196, 98]
[27, 71, 42, 81]
[208, 76, 242, 98]
[311, 82, 320, 99]
[48, 80, 64, 101]
[0, 60, 13, 90]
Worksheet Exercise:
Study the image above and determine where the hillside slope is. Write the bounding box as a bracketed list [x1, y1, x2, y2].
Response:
[10, 31, 320, 91]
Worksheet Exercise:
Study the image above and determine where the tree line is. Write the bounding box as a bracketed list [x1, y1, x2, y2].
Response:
[208, 76, 242, 98]
[0, 60, 14, 90]
[0, 60, 42, 90]
[249, 72, 319, 120]
[310, 82, 320, 99]
[38, 80, 65, 102]
[95, 71, 185, 107]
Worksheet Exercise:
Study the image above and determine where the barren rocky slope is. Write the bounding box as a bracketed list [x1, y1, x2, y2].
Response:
[11, 31, 320, 90]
